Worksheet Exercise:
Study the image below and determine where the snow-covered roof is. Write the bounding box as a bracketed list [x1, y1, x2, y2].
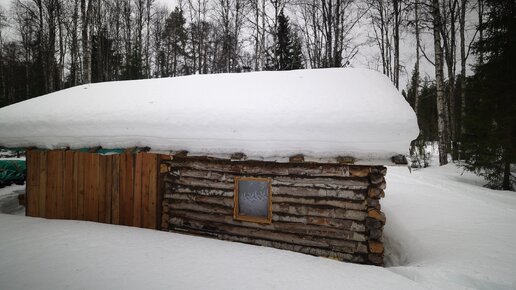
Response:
[0, 68, 418, 163]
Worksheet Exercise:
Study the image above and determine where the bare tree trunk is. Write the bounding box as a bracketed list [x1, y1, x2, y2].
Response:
[433, 0, 449, 166]
[261, 0, 266, 69]
[442, 0, 458, 159]
[414, 0, 421, 116]
[393, 0, 400, 89]
[81, 0, 92, 84]
[57, 0, 65, 90]
[460, 0, 467, 137]
[46, 0, 57, 93]
[145, 0, 153, 78]
[37, 0, 48, 92]
[477, 0, 483, 64]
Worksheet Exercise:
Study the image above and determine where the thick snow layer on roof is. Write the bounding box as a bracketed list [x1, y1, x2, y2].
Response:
[0, 68, 418, 162]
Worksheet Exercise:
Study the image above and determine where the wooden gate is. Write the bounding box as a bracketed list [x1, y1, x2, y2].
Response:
[25, 150, 161, 229]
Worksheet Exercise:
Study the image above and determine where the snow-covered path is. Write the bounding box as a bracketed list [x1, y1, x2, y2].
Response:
[0, 164, 515, 290]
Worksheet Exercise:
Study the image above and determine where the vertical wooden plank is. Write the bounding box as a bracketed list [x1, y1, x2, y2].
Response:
[104, 155, 113, 223]
[26, 150, 40, 217]
[45, 151, 57, 219]
[98, 155, 107, 223]
[38, 151, 47, 218]
[25, 150, 32, 216]
[111, 154, 120, 225]
[85, 153, 100, 222]
[141, 153, 151, 228]
[70, 151, 79, 219]
[118, 153, 126, 225]
[133, 153, 143, 227]
[156, 155, 165, 230]
[148, 154, 158, 229]
[55, 150, 65, 219]
[124, 153, 134, 226]
[77, 152, 86, 220]
[92, 154, 100, 222]
[63, 151, 74, 219]
[83, 153, 92, 221]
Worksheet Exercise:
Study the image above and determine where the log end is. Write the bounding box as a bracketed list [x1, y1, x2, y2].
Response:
[368, 240, 384, 254]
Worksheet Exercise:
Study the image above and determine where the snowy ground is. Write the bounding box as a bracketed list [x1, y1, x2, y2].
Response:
[1, 163, 515, 290]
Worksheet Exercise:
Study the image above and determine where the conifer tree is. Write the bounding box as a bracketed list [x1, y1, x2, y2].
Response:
[274, 10, 303, 71]
[462, 0, 516, 190]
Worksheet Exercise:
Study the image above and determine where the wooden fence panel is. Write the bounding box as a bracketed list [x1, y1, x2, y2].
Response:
[111, 154, 120, 225]
[38, 151, 47, 218]
[25, 150, 160, 229]
[98, 155, 107, 223]
[26, 150, 40, 217]
[147, 154, 158, 229]
[77, 152, 86, 220]
[133, 153, 143, 227]
[71, 151, 79, 220]
[63, 151, 74, 219]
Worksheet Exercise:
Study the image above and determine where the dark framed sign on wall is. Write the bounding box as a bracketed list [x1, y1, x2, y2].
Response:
[233, 177, 272, 224]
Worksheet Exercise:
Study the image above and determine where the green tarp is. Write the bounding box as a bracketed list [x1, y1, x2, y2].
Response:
[0, 160, 26, 186]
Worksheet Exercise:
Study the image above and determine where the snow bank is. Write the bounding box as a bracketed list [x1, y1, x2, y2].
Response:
[1, 162, 515, 289]
[0, 68, 418, 162]
[0, 214, 421, 290]
[383, 164, 516, 289]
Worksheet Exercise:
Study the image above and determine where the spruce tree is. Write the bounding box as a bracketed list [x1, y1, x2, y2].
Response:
[274, 10, 303, 70]
[462, 0, 516, 190]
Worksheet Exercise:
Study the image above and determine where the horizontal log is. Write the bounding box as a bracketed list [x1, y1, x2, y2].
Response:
[365, 217, 383, 229]
[369, 228, 383, 240]
[370, 173, 385, 185]
[170, 200, 232, 215]
[367, 198, 381, 210]
[171, 176, 234, 190]
[169, 198, 367, 221]
[372, 166, 387, 176]
[170, 227, 365, 263]
[219, 234, 365, 263]
[170, 216, 365, 253]
[272, 196, 366, 211]
[170, 193, 233, 208]
[273, 204, 367, 221]
[168, 171, 370, 191]
[367, 253, 383, 266]
[368, 241, 384, 254]
[166, 199, 367, 232]
[272, 176, 370, 190]
[166, 185, 233, 197]
[367, 209, 386, 224]
[272, 186, 366, 200]
[368, 187, 385, 199]
[166, 158, 351, 177]
[170, 209, 367, 242]
[167, 191, 366, 211]
[165, 180, 367, 201]
[348, 166, 371, 177]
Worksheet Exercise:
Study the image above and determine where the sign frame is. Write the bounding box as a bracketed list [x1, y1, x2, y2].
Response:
[233, 176, 272, 224]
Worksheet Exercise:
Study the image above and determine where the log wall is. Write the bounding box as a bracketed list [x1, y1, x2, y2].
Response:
[161, 156, 387, 265]
[26, 149, 161, 229]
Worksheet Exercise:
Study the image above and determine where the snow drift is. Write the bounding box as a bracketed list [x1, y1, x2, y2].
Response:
[0, 68, 418, 161]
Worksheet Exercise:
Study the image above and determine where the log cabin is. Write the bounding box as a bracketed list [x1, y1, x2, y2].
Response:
[0, 68, 419, 266]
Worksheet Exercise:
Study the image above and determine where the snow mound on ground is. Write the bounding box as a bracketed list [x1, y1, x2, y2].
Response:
[383, 164, 516, 289]
[0, 214, 422, 290]
[0, 162, 515, 289]
[0, 68, 419, 161]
